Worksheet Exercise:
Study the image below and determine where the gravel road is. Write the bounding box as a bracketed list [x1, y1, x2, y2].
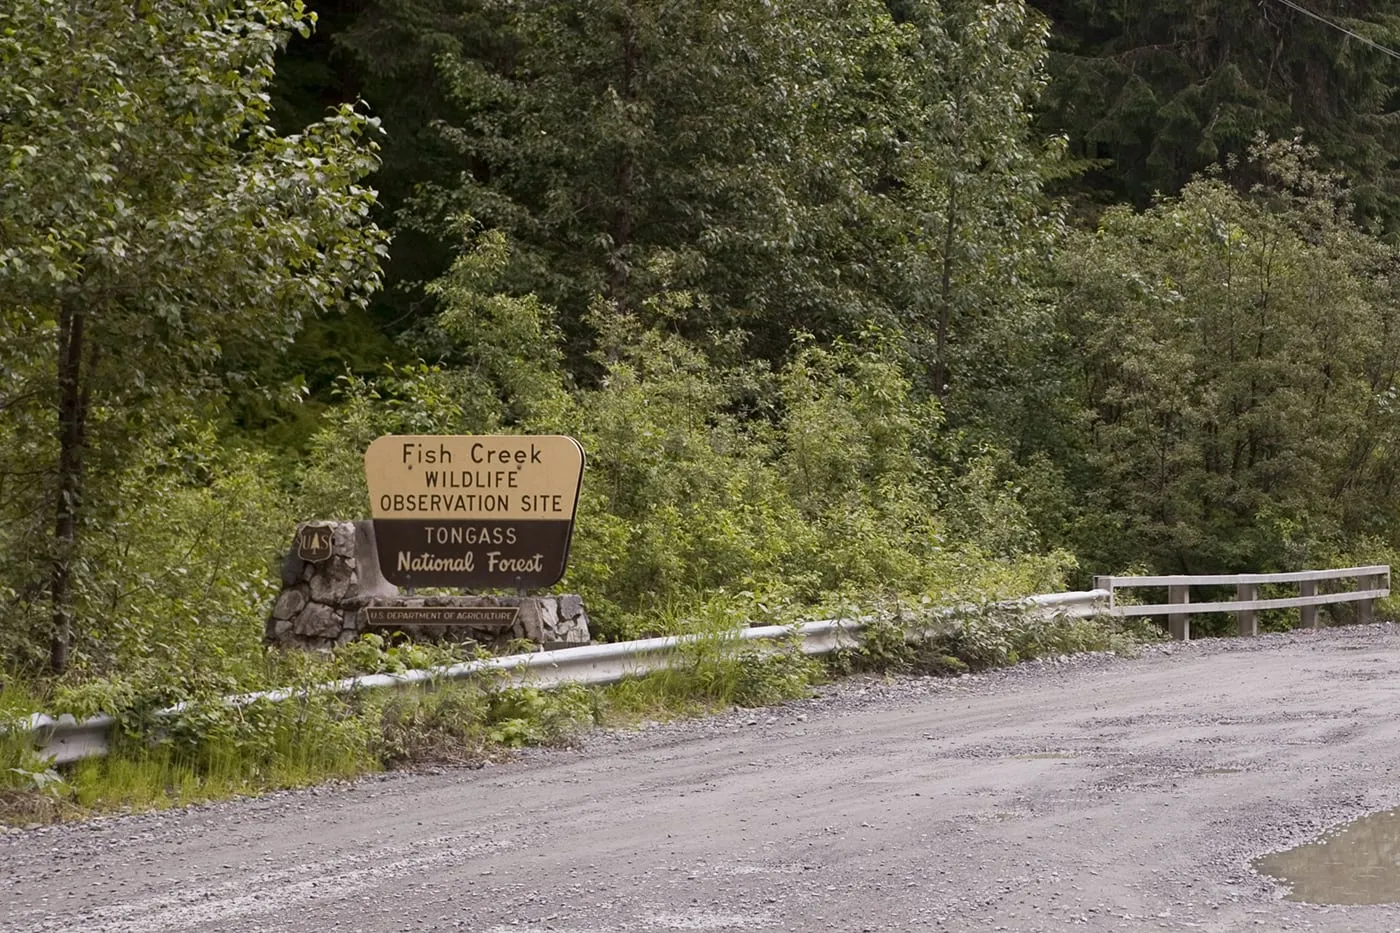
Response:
[6, 624, 1400, 932]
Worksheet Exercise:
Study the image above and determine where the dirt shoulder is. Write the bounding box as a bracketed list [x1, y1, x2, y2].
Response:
[5, 624, 1400, 932]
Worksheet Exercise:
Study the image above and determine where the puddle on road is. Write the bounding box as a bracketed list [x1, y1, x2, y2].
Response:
[1255, 808, 1400, 904]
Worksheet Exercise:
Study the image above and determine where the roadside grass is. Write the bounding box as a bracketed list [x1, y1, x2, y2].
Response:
[828, 602, 1166, 677]
[0, 608, 1156, 827]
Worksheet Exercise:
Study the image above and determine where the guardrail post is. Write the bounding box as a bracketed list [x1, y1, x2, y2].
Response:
[1237, 583, 1259, 636]
[1299, 580, 1319, 629]
[1168, 585, 1190, 641]
[1092, 576, 1114, 613]
[1357, 573, 1376, 624]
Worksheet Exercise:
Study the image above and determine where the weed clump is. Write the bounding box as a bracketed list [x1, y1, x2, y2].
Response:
[831, 603, 1162, 677]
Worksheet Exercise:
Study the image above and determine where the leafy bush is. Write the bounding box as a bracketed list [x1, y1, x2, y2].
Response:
[373, 684, 492, 765]
[333, 633, 467, 676]
[487, 685, 597, 747]
[296, 284, 1070, 642]
[832, 602, 1163, 678]
[1057, 140, 1400, 577]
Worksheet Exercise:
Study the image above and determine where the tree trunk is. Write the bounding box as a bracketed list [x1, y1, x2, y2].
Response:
[932, 179, 959, 401]
[608, 8, 640, 312]
[49, 302, 91, 674]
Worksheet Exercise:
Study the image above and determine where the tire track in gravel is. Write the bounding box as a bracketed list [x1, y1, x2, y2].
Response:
[7, 625, 1400, 932]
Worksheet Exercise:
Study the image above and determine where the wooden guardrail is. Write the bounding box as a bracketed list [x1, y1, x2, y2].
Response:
[1093, 565, 1391, 641]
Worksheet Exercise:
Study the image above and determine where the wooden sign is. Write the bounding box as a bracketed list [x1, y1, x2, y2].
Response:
[364, 435, 584, 589]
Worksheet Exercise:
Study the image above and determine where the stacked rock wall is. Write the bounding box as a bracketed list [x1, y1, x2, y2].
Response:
[266, 520, 394, 648]
[357, 594, 591, 650]
[265, 520, 590, 652]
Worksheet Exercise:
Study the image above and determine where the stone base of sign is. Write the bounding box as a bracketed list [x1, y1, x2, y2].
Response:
[265, 520, 591, 652]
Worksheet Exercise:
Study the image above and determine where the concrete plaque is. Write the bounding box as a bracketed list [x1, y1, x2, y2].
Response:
[363, 435, 585, 589]
[361, 605, 520, 628]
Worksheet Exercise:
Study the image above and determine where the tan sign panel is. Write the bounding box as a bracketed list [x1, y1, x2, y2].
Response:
[364, 435, 585, 590]
[365, 434, 583, 520]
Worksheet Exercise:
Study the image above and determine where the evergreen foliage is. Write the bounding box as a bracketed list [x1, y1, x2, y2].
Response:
[2, 0, 1400, 711]
[1034, 0, 1400, 228]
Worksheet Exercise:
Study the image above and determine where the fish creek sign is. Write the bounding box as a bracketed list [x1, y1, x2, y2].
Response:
[364, 435, 585, 590]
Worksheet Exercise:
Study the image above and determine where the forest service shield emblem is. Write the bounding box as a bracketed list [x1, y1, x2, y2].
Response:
[296, 523, 334, 563]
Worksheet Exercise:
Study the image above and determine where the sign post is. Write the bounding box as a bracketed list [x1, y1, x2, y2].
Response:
[363, 435, 585, 591]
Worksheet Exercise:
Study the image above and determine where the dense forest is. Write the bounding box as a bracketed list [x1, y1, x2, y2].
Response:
[5, 0, 1400, 686]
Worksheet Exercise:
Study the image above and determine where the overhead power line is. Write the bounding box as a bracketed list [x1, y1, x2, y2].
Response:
[1264, 0, 1400, 62]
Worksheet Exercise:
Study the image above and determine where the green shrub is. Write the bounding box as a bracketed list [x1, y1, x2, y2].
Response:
[373, 683, 493, 765]
[832, 602, 1162, 679]
[487, 685, 597, 747]
[333, 633, 469, 676]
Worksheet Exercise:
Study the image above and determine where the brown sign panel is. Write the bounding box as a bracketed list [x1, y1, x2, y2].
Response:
[371, 519, 576, 589]
[296, 523, 334, 563]
[364, 435, 585, 590]
[362, 605, 519, 629]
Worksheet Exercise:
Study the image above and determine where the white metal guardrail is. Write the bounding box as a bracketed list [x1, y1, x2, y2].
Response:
[16, 570, 1393, 765]
[16, 590, 1107, 765]
[1093, 565, 1390, 641]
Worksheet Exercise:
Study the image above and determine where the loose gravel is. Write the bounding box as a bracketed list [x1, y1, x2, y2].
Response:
[5, 623, 1400, 932]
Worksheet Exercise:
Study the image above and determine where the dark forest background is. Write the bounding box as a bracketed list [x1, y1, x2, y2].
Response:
[6, 0, 1400, 683]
